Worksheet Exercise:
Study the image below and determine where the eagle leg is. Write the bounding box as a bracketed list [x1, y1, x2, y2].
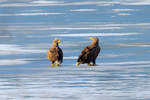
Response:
[88, 63, 93, 66]
[88, 63, 96, 66]
[51, 61, 55, 67]
[51, 64, 55, 67]
[56, 61, 60, 67]
[92, 60, 96, 66]
[76, 62, 80, 66]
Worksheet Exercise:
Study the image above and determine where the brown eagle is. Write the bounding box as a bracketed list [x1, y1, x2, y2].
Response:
[76, 37, 101, 66]
[47, 39, 63, 67]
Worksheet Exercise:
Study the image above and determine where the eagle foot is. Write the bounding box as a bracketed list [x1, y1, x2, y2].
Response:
[76, 62, 80, 67]
[88, 63, 96, 66]
[51, 64, 55, 67]
[56, 63, 60, 67]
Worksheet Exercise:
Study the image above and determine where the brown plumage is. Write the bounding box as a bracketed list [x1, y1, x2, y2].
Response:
[76, 37, 101, 66]
[47, 39, 63, 67]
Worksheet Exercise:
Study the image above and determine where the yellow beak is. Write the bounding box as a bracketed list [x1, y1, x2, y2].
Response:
[89, 37, 93, 40]
[57, 40, 61, 43]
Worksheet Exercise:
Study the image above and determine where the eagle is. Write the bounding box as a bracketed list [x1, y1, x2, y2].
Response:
[47, 39, 63, 67]
[76, 37, 101, 66]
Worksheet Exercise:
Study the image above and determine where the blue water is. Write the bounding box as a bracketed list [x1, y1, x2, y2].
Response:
[0, 0, 150, 100]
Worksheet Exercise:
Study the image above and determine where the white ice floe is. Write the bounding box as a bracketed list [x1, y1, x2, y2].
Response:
[116, 43, 150, 47]
[64, 56, 78, 60]
[0, 44, 44, 55]
[0, 12, 64, 16]
[1, 0, 150, 8]
[101, 60, 150, 66]
[0, 59, 29, 66]
[1, 22, 150, 31]
[51, 33, 139, 37]
[70, 9, 96, 12]
[30, 0, 62, 4]
[118, 13, 131, 16]
[41, 26, 121, 30]
[112, 9, 135, 12]
[21, 10, 45, 13]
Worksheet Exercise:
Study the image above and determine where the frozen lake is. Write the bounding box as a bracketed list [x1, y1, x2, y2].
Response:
[0, 0, 150, 100]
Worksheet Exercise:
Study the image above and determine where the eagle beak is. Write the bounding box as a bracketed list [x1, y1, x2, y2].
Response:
[76, 62, 80, 66]
[89, 37, 93, 40]
[57, 40, 61, 43]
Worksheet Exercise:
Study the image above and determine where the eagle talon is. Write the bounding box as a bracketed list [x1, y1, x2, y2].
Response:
[88, 64, 97, 66]
[93, 64, 97, 66]
[76, 62, 80, 66]
[56, 63, 60, 67]
[51, 64, 55, 67]
[88, 64, 93, 66]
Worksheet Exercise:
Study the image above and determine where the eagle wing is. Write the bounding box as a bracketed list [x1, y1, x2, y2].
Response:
[77, 46, 91, 62]
[93, 46, 101, 60]
[47, 50, 51, 60]
[57, 47, 63, 63]
[77, 46, 100, 63]
[47, 48, 58, 62]
[47, 47, 63, 63]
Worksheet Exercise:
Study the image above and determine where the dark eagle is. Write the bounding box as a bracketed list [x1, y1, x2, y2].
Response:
[76, 37, 101, 66]
[47, 39, 63, 67]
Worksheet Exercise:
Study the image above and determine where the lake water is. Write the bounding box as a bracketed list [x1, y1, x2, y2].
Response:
[0, 0, 150, 100]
